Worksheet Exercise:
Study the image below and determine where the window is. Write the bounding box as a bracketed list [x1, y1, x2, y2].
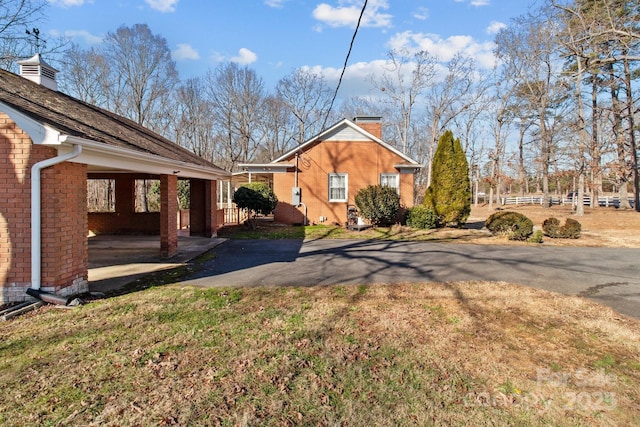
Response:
[134, 179, 161, 212]
[380, 173, 400, 194]
[87, 179, 116, 212]
[328, 173, 348, 202]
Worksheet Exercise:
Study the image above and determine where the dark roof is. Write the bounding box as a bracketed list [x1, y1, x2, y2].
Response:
[0, 68, 225, 172]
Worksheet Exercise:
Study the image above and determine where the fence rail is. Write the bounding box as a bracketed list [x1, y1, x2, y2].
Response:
[500, 195, 634, 208]
[223, 207, 248, 224]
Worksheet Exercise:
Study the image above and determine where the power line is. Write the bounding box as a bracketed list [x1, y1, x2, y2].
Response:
[321, 0, 367, 130]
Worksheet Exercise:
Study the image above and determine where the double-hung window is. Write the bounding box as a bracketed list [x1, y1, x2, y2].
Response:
[380, 173, 400, 195]
[328, 173, 348, 202]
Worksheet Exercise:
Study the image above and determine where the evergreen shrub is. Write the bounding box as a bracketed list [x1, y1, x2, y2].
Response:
[561, 218, 582, 239]
[528, 230, 544, 244]
[405, 206, 438, 229]
[543, 217, 581, 239]
[233, 182, 278, 229]
[485, 211, 533, 241]
[542, 217, 561, 237]
[355, 185, 401, 226]
[423, 130, 471, 227]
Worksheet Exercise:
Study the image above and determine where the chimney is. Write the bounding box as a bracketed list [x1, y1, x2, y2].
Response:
[17, 53, 58, 91]
[354, 116, 382, 139]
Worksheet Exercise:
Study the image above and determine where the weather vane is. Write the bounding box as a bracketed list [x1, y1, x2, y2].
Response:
[25, 27, 46, 53]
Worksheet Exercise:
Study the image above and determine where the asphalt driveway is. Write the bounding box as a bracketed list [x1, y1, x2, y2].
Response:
[181, 239, 640, 319]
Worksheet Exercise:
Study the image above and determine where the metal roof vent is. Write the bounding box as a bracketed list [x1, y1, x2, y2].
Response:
[17, 53, 58, 91]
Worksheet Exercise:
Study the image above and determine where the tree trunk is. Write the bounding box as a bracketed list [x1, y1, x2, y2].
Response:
[622, 55, 640, 212]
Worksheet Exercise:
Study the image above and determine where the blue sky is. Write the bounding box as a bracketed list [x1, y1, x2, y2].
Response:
[43, 0, 536, 96]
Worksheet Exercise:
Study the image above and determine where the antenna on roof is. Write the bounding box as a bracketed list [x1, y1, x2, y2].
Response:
[25, 28, 46, 53]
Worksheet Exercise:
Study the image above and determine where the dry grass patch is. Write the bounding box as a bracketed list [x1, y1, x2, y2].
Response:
[220, 204, 640, 248]
[469, 205, 640, 248]
[1, 283, 639, 426]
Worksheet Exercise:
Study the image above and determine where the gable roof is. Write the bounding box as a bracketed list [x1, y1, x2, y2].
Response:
[0, 67, 228, 180]
[272, 118, 421, 166]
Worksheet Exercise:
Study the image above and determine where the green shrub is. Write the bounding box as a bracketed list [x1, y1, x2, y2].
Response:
[542, 217, 561, 237]
[355, 185, 401, 226]
[561, 218, 581, 239]
[233, 182, 278, 229]
[543, 217, 581, 239]
[485, 211, 533, 241]
[405, 206, 438, 229]
[233, 182, 278, 215]
[528, 230, 544, 243]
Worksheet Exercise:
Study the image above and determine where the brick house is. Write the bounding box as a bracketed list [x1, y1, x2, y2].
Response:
[240, 117, 422, 226]
[0, 55, 228, 303]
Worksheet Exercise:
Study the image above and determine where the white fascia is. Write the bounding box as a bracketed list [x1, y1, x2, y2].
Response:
[60, 135, 230, 181]
[0, 102, 61, 145]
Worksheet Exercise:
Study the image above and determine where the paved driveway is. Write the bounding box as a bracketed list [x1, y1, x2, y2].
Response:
[182, 239, 640, 319]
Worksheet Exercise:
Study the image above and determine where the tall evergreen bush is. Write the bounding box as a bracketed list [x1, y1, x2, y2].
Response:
[423, 130, 471, 227]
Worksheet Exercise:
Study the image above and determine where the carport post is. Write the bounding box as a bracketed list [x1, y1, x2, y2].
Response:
[160, 174, 178, 258]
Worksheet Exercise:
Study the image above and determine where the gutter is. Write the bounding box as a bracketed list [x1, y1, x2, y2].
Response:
[31, 144, 82, 290]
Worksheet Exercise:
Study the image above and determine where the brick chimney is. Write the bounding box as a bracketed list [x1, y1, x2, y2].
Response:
[354, 116, 382, 139]
[17, 53, 58, 91]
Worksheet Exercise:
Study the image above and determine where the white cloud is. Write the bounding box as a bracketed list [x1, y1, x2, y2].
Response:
[145, 0, 178, 13]
[452, 0, 489, 5]
[412, 7, 429, 21]
[264, 0, 288, 7]
[49, 29, 102, 44]
[387, 30, 496, 69]
[230, 48, 258, 65]
[302, 60, 388, 98]
[47, 0, 92, 6]
[486, 21, 506, 34]
[172, 43, 200, 61]
[312, 0, 392, 29]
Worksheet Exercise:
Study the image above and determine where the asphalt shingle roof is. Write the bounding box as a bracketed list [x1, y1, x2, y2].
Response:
[0, 68, 226, 174]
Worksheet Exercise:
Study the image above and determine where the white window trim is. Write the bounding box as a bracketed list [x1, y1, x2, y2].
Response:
[380, 173, 400, 195]
[328, 173, 348, 202]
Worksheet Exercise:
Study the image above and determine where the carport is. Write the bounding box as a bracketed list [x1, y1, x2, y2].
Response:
[0, 57, 229, 303]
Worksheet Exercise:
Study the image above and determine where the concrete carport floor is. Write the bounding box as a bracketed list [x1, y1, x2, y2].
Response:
[88, 234, 226, 294]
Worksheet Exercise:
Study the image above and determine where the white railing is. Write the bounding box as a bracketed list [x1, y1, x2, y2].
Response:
[500, 195, 634, 207]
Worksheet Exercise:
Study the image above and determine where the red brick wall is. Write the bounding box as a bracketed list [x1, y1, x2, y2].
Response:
[160, 174, 178, 257]
[87, 174, 160, 234]
[273, 139, 415, 225]
[354, 121, 382, 139]
[1, 112, 88, 302]
[40, 161, 88, 291]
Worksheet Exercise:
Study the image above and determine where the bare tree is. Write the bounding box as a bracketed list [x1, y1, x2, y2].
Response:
[256, 95, 295, 162]
[495, 6, 567, 207]
[173, 77, 216, 162]
[204, 62, 266, 171]
[369, 49, 438, 156]
[276, 68, 334, 144]
[59, 44, 111, 106]
[484, 70, 518, 209]
[102, 24, 179, 132]
[0, 0, 47, 69]
[424, 53, 477, 187]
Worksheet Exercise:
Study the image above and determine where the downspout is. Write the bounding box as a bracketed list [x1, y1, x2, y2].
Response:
[31, 144, 82, 290]
[294, 151, 306, 225]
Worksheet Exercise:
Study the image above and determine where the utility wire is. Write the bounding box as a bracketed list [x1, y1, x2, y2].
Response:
[321, 0, 367, 130]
